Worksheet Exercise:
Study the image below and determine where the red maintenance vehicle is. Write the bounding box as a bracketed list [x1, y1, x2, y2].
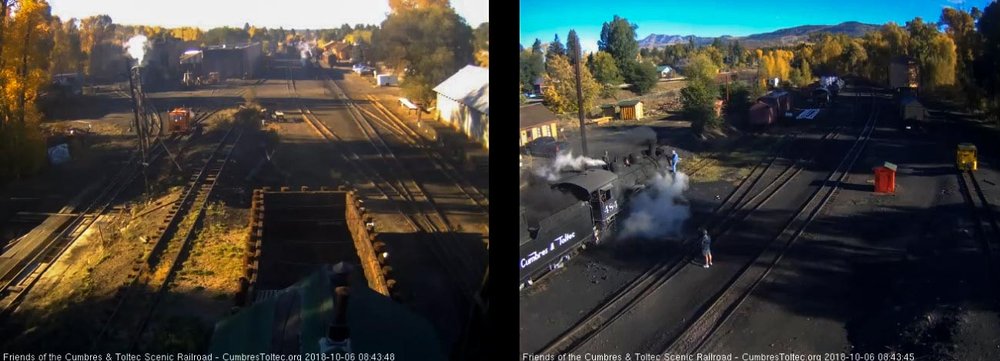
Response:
[168, 107, 195, 134]
[748, 90, 792, 128]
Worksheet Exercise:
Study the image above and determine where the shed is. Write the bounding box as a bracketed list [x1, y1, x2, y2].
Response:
[519, 103, 559, 146]
[617, 100, 644, 120]
[599, 104, 618, 118]
[656, 65, 673, 78]
[873, 161, 897, 194]
[434, 65, 489, 149]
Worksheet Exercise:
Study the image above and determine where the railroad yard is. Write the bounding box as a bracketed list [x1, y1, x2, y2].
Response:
[519, 81, 1000, 358]
[0, 54, 489, 354]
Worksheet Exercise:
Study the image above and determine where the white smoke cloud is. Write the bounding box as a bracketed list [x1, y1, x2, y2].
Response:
[533, 151, 606, 181]
[619, 171, 691, 240]
[124, 35, 149, 64]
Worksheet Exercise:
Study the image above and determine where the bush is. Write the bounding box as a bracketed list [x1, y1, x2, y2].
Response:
[625, 60, 659, 95]
[681, 78, 721, 134]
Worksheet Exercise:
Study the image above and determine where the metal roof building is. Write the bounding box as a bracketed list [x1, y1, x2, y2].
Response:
[434, 65, 489, 149]
[210, 265, 446, 358]
[203, 42, 263, 79]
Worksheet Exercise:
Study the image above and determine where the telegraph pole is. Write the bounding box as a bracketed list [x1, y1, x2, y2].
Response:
[127, 60, 149, 194]
[574, 43, 588, 157]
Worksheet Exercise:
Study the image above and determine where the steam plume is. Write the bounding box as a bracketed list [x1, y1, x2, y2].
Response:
[124, 35, 149, 64]
[533, 151, 606, 181]
[619, 171, 691, 240]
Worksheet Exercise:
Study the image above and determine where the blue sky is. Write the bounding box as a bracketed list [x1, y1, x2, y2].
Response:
[49, 0, 488, 29]
[521, 0, 995, 53]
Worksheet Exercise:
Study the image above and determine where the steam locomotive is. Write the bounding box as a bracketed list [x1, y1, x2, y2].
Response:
[519, 144, 672, 289]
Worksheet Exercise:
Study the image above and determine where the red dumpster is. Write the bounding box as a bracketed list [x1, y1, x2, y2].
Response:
[873, 161, 897, 194]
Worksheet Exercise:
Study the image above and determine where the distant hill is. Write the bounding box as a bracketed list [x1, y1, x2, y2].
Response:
[638, 21, 881, 49]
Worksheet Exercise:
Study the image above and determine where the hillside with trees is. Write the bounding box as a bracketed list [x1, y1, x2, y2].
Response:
[520, 3, 1000, 133]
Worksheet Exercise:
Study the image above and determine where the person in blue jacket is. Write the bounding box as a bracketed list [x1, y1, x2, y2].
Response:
[671, 150, 680, 173]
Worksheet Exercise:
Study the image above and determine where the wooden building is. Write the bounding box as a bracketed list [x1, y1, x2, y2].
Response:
[519, 104, 559, 146]
[618, 100, 644, 120]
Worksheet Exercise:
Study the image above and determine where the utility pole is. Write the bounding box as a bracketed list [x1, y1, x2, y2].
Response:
[574, 44, 588, 157]
[127, 60, 149, 194]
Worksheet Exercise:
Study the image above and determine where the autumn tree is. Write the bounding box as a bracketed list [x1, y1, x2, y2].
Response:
[0, 0, 53, 181]
[542, 54, 599, 114]
[684, 53, 719, 82]
[388, 0, 450, 11]
[372, 4, 473, 104]
[757, 49, 794, 85]
[169, 27, 202, 42]
[80, 14, 116, 79]
[49, 16, 84, 74]
[975, 1, 1000, 122]
[904, 17, 957, 89]
[587, 51, 621, 97]
[474, 22, 488, 67]
[941, 7, 983, 108]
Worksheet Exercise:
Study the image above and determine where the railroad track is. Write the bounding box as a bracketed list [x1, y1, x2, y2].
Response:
[0, 131, 183, 317]
[284, 63, 484, 297]
[957, 169, 1000, 272]
[358, 94, 489, 214]
[0, 81, 244, 319]
[93, 125, 243, 351]
[663, 97, 880, 354]
[534, 115, 858, 354]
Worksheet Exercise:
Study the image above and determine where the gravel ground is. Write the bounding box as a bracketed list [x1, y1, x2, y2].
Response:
[697, 99, 1000, 358]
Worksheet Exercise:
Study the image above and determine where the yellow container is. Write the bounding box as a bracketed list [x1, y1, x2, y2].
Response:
[957, 143, 978, 171]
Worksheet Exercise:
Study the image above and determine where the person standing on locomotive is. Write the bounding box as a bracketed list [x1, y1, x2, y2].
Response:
[670, 150, 681, 173]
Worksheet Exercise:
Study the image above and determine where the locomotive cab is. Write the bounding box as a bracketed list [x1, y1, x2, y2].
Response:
[554, 169, 621, 237]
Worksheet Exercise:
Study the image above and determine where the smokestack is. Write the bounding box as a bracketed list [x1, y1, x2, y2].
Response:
[320, 268, 353, 354]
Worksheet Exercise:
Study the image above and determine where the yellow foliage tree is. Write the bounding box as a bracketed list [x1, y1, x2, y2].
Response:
[475, 50, 488, 67]
[170, 27, 202, 42]
[758, 49, 793, 84]
[0, 0, 52, 180]
[542, 54, 599, 114]
[389, 0, 450, 12]
[925, 34, 957, 88]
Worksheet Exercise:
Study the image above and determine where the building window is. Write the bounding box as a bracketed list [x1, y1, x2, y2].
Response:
[541, 125, 550, 137]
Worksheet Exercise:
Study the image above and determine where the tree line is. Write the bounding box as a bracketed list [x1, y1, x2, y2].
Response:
[1, 0, 488, 183]
[521, 4, 1000, 132]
